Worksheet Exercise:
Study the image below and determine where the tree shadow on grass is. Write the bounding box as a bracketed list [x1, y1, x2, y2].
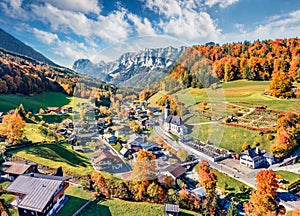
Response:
[80, 200, 112, 216]
[22, 144, 90, 167]
[179, 212, 195, 216]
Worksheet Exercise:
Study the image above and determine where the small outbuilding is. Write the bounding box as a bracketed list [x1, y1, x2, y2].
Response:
[164, 204, 179, 216]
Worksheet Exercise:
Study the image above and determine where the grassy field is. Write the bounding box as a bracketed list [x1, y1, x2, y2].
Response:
[191, 124, 273, 153]
[174, 80, 300, 111]
[9, 143, 93, 177]
[276, 171, 300, 184]
[80, 198, 201, 216]
[24, 123, 48, 143]
[0, 92, 71, 113]
[57, 185, 94, 216]
[212, 169, 252, 203]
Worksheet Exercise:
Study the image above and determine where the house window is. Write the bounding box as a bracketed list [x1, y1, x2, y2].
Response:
[24, 210, 27, 213]
[31, 211, 35, 215]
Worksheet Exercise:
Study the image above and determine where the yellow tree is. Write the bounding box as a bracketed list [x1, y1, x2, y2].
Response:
[1, 109, 26, 144]
[132, 150, 157, 181]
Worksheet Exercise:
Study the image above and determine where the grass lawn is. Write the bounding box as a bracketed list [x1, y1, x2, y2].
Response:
[112, 142, 122, 152]
[9, 143, 93, 177]
[80, 198, 201, 216]
[57, 185, 94, 216]
[24, 123, 48, 143]
[147, 91, 166, 108]
[174, 80, 300, 112]
[0, 92, 71, 113]
[191, 124, 273, 153]
[212, 169, 252, 203]
[276, 171, 300, 184]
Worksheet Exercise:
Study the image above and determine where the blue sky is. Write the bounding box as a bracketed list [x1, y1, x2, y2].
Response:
[1, 0, 300, 67]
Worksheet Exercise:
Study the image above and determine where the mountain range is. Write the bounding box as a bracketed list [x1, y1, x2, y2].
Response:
[0, 27, 56, 66]
[73, 46, 186, 87]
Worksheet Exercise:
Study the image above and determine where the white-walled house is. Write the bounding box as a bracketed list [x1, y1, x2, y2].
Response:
[240, 147, 274, 169]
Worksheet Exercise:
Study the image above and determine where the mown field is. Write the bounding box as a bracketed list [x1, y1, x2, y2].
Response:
[57, 185, 94, 216]
[8, 143, 93, 177]
[57, 186, 201, 216]
[191, 124, 274, 153]
[173, 80, 300, 111]
[80, 198, 201, 216]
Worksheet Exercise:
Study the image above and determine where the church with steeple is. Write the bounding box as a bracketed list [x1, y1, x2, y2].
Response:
[163, 100, 187, 136]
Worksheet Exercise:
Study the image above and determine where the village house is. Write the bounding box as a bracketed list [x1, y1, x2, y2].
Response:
[164, 204, 179, 216]
[103, 134, 117, 144]
[128, 134, 145, 149]
[6, 173, 69, 216]
[163, 100, 187, 136]
[3, 161, 38, 181]
[92, 150, 123, 170]
[45, 107, 61, 114]
[240, 147, 274, 169]
[115, 125, 131, 137]
[158, 163, 186, 185]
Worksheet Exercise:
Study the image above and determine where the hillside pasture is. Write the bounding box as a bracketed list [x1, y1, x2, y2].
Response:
[0, 92, 71, 113]
[191, 124, 274, 153]
[9, 143, 93, 177]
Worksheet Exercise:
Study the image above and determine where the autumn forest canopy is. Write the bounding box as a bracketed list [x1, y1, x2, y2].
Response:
[166, 38, 300, 97]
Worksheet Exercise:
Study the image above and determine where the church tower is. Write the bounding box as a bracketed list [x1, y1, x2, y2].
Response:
[165, 99, 171, 120]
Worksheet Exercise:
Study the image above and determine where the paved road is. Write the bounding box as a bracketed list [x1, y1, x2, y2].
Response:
[153, 125, 300, 211]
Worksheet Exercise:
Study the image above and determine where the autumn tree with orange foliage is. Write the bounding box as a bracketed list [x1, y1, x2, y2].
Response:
[244, 170, 278, 216]
[269, 71, 293, 98]
[270, 112, 300, 158]
[198, 160, 218, 215]
[166, 38, 300, 89]
[1, 109, 26, 144]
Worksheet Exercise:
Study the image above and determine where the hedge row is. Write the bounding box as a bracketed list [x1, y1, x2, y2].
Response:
[220, 122, 273, 133]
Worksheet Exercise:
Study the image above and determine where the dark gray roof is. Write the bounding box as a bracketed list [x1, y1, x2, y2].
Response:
[241, 147, 273, 160]
[165, 115, 182, 126]
[6, 174, 67, 212]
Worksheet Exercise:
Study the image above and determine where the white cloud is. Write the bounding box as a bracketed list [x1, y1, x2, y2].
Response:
[205, 0, 239, 8]
[127, 14, 156, 36]
[0, 0, 27, 18]
[33, 28, 58, 44]
[223, 10, 300, 43]
[144, 0, 182, 17]
[143, 0, 221, 43]
[31, 3, 131, 43]
[43, 0, 100, 14]
[234, 23, 246, 34]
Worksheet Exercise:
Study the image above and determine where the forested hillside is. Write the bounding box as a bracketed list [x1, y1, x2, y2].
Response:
[0, 48, 77, 95]
[167, 38, 300, 89]
[0, 48, 117, 103]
